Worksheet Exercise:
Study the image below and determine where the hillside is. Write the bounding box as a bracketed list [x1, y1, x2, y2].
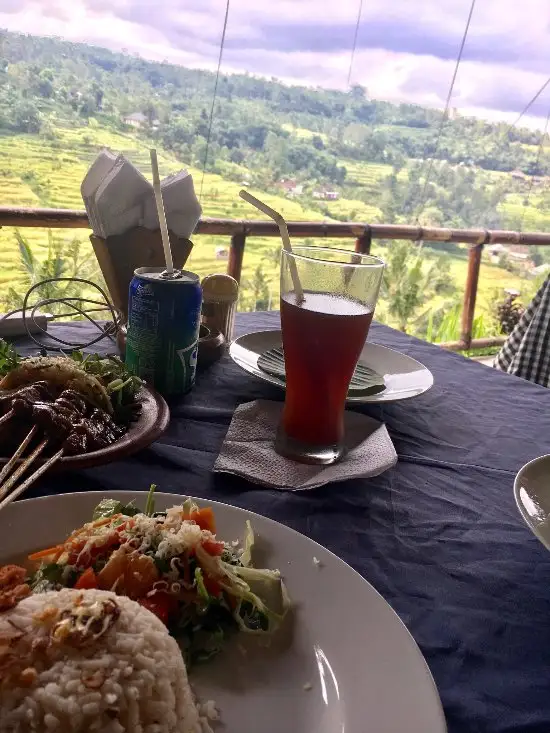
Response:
[0, 124, 333, 302]
[0, 30, 542, 338]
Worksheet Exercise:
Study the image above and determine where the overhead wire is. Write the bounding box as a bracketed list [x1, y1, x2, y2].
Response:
[508, 77, 550, 132]
[477, 79, 550, 227]
[414, 0, 477, 224]
[347, 0, 364, 88]
[198, 0, 230, 203]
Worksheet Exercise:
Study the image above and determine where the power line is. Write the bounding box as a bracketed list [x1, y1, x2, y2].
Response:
[199, 0, 230, 202]
[347, 0, 364, 88]
[509, 76, 550, 132]
[414, 0, 477, 223]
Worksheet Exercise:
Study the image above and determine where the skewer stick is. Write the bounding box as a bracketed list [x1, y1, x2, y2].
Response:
[0, 448, 64, 512]
[0, 425, 38, 486]
[0, 409, 14, 428]
[239, 190, 304, 303]
[0, 437, 49, 501]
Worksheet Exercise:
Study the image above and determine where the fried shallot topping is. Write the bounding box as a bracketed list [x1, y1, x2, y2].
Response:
[0, 565, 30, 612]
[0, 592, 120, 690]
[50, 595, 120, 647]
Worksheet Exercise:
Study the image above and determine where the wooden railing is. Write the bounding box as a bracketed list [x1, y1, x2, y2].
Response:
[2, 206, 550, 351]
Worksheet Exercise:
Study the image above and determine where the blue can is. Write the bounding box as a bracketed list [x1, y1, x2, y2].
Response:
[125, 267, 202, 396]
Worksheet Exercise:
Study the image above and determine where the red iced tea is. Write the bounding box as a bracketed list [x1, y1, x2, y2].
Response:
[280, 291, 373, 446]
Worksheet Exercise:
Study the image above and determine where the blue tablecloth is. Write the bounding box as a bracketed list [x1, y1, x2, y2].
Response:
[10, 313, 550, 733]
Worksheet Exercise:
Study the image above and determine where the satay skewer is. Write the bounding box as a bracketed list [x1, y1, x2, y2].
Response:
[0, 436, 49, 502]
[0, 384, 125, 512]
[0, 425, 38, 486]
[0, 409, 14, 428]
[0, 448, 64, 512]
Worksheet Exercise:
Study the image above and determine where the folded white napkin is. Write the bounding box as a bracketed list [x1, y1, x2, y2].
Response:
[80, 148, 118, 238]
[214, 399, 397, 490]
[142, 170, 201, 238]
[82, 152, 202, 240]
[94, 155, 152, 237]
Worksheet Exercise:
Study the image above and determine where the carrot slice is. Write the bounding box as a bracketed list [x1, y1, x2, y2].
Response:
[28, 545, 62, 562]
[63, 514, 121, 544]
[190, 508, 216, 534]
[29, 515, 123, 565]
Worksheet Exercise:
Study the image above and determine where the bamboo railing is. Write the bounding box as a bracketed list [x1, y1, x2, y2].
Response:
[2, 206, 549, 351]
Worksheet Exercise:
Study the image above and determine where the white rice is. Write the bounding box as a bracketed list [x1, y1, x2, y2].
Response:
[0, 589, 209, 733]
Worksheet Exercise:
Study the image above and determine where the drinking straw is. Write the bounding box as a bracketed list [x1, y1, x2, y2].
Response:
[150, 149, 174, 275]
[239, 190, 304, 302]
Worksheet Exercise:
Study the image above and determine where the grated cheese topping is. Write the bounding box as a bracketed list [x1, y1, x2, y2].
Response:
[71, 509, 218, 565]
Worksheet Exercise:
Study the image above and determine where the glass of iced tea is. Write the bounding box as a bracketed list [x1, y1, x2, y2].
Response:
[275, 246, 384, 465]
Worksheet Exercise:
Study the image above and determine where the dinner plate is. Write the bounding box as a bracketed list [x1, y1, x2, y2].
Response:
[0, 385, 169, 471]
[0, 491, 447, 733]
[514, 454, 550, 550]
[230, 329, 434, 403]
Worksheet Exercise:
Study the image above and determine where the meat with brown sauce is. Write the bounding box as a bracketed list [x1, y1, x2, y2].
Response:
[0, 386, 125, 456]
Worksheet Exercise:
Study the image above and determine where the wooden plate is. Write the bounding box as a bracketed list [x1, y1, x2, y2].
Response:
[0, 384, 170, 472]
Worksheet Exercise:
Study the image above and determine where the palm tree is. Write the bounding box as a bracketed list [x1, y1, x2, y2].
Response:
[4, 230, 105, 317]
[380, 240, 456, 332]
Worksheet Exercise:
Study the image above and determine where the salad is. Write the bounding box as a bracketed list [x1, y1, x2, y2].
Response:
[25, 487, 289, 664]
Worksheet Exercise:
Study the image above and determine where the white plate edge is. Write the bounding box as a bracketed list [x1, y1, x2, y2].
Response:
[514, 454, 550, 550]
[229, 330, 434, 403]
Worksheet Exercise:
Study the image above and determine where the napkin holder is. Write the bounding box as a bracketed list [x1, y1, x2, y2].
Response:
[90, 226, 193, 321]
[92, 227, 226, 366]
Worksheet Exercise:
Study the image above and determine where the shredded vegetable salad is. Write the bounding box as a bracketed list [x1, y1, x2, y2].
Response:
[26, 486, 289, 664]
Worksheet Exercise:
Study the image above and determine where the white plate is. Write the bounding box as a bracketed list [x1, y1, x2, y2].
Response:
[230, 330, 434, 403]
[514, 454, 550, 550]
[0, 491, 446, 733]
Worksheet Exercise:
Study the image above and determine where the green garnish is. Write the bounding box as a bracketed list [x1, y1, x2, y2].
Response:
[92, 498, 141, 520]
[154, 556, 172, 574]
[194, 567, 210, 605]
[0, 338, 20, 377]
[70, 351, 142, 423]
[239, 601, 270, 631]
[28, 562, 71, 592]
[144, 483, 157, 517]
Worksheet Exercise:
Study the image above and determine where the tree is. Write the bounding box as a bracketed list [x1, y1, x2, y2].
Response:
[36, 69, 54, 98]
[380, 242, 457, 332]
[349, 84, 367, 100]
[241, 265, 271, 311]
[229, 148, 245, 164]
[144, 102, 157, 124]
[531, 248, 543, 267]
[92, 82, 104, 110]
[13, 101, 41, 133]
[3, 231, 103, 316]
[312, 134, 324, 150]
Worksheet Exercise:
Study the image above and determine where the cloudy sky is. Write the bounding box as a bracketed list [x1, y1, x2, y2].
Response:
[1, 0, 550, 128]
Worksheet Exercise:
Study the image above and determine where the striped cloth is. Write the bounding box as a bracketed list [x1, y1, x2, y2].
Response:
[494, 275, 550, 386]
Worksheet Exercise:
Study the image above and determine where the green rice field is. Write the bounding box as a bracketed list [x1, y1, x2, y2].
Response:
[0, 125, 530, 329]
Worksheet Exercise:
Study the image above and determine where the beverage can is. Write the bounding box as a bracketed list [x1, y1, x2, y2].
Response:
[125, 267, 202, 396]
